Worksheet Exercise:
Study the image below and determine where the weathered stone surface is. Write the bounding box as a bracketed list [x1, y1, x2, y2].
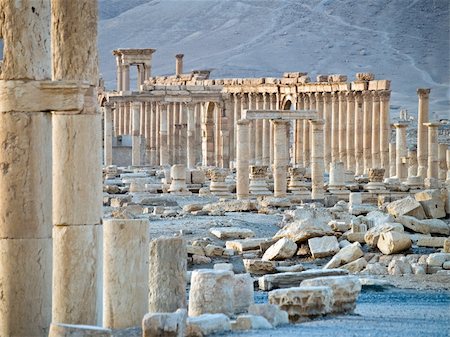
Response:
[301, 276, 361, 314]
[308, 236, 340, 258]
[259, 197, 292, 208]
[142, 309, 187, 337]
[273, 218, 334, 243]
[324, 242, 364, 269]
[262, 238, 297, 261]
[388, 260, 412, 275]
[203, 200, 257, 214]
[269, 286, 333, 322]
[49, 323, 111, 337]
[340, 257, 368, 273]
[149, 237, 187, 313]
[365, 210, 395, 227]
[226, 238, 269, 252]
[214, 263, 234, 272]
[276, 264, 305, 273]
[444, 239, 450, 253]
[204, 244, 224, 257]
[243, 259, 277, 275]
[188, 270, 234, 317]
[346, 233, 366, 244]
[361, 262, 388, 275]
[232, 315, 272, 331]
[248, 304, 289, 327]
[415, 189, 446, 219]
[259, 269, 349, 291]
[426, 253, 450, 267]
[396, 215, 450, 235]
[386, 196, 426, 220]
[364, 223, 404, 247]
[416, 236, 446, 248]
[209, 227, 255, 240]
[377, 231, 412, 255]
[186, 314, 231, 337]
[233, 274, 254, 314]
[187, 245, 205, 256]
[328, 221, 351, 232]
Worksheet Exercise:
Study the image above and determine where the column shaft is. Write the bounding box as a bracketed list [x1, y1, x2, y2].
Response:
[338, 91, 347, 167]
[273, 120, 289, 197]
[323, 93, 332, 171]
[159, 104, 169, 165]
[394, 123, 408, 181]
[354, 93, 364, 175]
[380, 91, 391, 177]
[236, 120, 250, 199]
[362, 91, 372, 174]
[346, 92, 355, 172]
[331, 92, 339, 163]
[371, 91, 381, 168]
[262, 93, 271, 166]
[417, 88, 431, 178]
[187, 104, 196, 168]
[104, 103, 113, 166]
[311, 120, 325, 200]
[132, 102, 141, 166]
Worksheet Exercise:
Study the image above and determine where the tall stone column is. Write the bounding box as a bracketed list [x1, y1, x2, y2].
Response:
[232, 93, 241, 163]
[338, 91, 347, 168]
[155, 102, 161, 165]
[346, 92, 355, 172]
[438, 144, 448, 181]
[272, 120, 289, 197]
[159, 103, 169, 165]
[371, 91, 381, 168]
[0, 2, 52, 336]
[331, 92, 339, 163]
[131, 102, 141, 166]
[118, 101, 125, 135]
[51, 0, 102, 327]
[295, 93, 304, 166]
[269, 93, 276, 166]
[262, 93, 271, 166]
[113, 102, 119, 137]
[167, 103, 173, 164]
[104, 102, 113, 166]
[424, 122, 440, 188]
[144, 102, 151, 163]
[175, 54, 184, 76]
[354, 92, 364, 175]
[255, 94, 263, 165]
[149, 102, 157, 165]
[394, 123, 408, 181]
[389, 142, 396, 178]
[323, 93, 332, 171]
[248, 93, 256, 165]
[236, 120, 250, 199]
[380, 90, 391, 177]
[303, 95, 312, 167]
[362, 91, 372, 174]
[310, 120, 325, 200]
[187, 103, 196, 168]
[115, 53, 123, 91]
[417, 88, 431, 178]
[122, 64, 130, 91]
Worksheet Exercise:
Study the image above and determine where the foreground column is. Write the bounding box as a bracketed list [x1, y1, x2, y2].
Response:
[236, 120, 250, 199]
[0, 2, 52, 335]
[132, 102, 141, 165]
[148, 237, 187, 313]
[394, 123, 408, 181]
[52, 0, 102, 326]
[417, 88, 431, 178]
[103, 219, 149, 329]
[311, 120, 325, 200]
[424, 122, 439, 188]
[439, 144, 448, 181]
[272, 120, 289, 197]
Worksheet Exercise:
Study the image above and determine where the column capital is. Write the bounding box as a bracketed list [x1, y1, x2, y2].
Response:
[423, 122, 440, 129]
[322, 92, 331, 102]
[378, 90, 391, 101]
[346, 91, 355, 102]
[417, 88, 431, 98]
[314, 92, 322, 101]
[361, 90, 372, 99]
[307, 92, 316, 103]
[331, 92, 339, 102]
[237, 119, 250, 126]
[338, 91, 347, 102]
[393, 122, 409, 129]
[371, 91, 379, 99]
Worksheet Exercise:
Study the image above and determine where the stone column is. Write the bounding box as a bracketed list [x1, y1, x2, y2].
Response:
[269, 94, 276, 166]
[51, 0, 102, 327]
[417, 88, 431, 178]
[346, 92, 355, 172]
[187, 103, 196, 168]
[447, 149, 450, 184]
[103, 219, 149, 329]
[115, 54, 123, 91]
[323, 93, 332, 171]
[248, 93, 256, 165]
[167, 103, 174, 164]
[236, 120, 250, 199]
[174, 103, 182, 164]
[295, 94, 304, 166]
[362, 91, 372, 174]
[0, 2, 52, 336]
[439, 144, 448, 181]
[338, 91, 347, 167]
[303, 95, 311, 167]
[104, 103, 113, 166]
[331, 92, 339, 163]
[113, 102, 119, 137]
[408, 149, 418, 178]
[354, 92, 364, 175]
[144, 102, 151, 163]
[272, 120, 289, 197]
[249, 165, 270, 195]
[371, 91, 381, 168]
[159, 103, 169, 165]
[328, 162, 348, 198]
[310, 120, 325, 200]
[394, 123, 408, 181]
[122, 64, 130, 91]
[262, 93, 271, 166]
[389, 143, 396, 178]
[132, 102, 141, 166]
[380, 90, 391, 177]
[232, 93, 241, 163]
[175, 54, 184, 76]
[424, 122, 439, 188]
[155, 102, 160, 165]
[255, 95, 263, 165]
[149, 237, 187, 313]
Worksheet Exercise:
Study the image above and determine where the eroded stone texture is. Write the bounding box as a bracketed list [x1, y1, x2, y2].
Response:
[262, 238, 297, 261]
[149, 237, 187, 313]
[49, 323, 111, 337]
[233, 273, 254, 314]
[364, 223, 404, 247]
[308, 236, 340, 258]
[324, 242, 364, 269]
[247, 304, 289, 327]
[142, 309, 187, 337]
[232, 315, 272, 331]
[377, 231, 412, 255]
[386, 196, 426, 220]
[186, 314, 231, 337]
[415, 189, 446, 219]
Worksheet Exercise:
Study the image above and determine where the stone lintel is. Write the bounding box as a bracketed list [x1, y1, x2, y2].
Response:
[242, 109, 318, 120]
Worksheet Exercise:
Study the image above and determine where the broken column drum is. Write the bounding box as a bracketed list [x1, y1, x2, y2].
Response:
[249, 165, 270, 195]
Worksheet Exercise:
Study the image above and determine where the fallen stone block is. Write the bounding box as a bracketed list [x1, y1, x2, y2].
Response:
[386, 196, 426, 220]
[377, 232, 412, 255]
[226, 238, 270, 253]
[445, 239, 450, 253]
[364, 223, 404, 247]
[258, 269, 349, 291]
[233, 273, 254, 314]
[204, 244, 224, 257]
[243, 259, 277, 275]
[365, 210, 395, 227]
[273, 218, 334, 243]
[361, 262, 388, 275]
[231, 314, 272, 331]
[426, 253, 450, 267]
[269, 286, 333, 322]
[324, 242, 364, 269]
[247, 304, 289, 327]
[443, 261, 450, 270]
[308, 236, 340, 258]
[388, 260, 412, 275]
[415, 189, 446, 219]
[411, 263, 426, 275]
[340, 257, 368, 273]
[328, 220, 351, 232]
[300, 276, 361, 314]
[209, 227, 255, 240]
[203, 200, 257, 214]
[416, 236, 446, 248]
[49, 324, 111, 337]
[186, 314, 231, 337]
[142, 309, 187, 337]
[276, 264, 305, 273]
[345, 232, 366, 244]
[214, 263, 234, 272]
[259, 197, 292, 208]
[396, 215, 450, 235]
[262, 238, 297, 261]
[187, 245, 205, 256]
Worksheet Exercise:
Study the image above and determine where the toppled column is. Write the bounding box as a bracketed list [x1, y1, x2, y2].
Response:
[272, 120, 290, 197]
[103, 219, 149, 329]
[249, 166, 270, 195]
[424, 122, 440, 188]
[236, 120, 250, 199]
[209, 168, 231, 197]
[417, 88, 431, 178]
[132, 101, 141, 165]
[169, 164, 191, 195]
[311, 120, 325, 200]
[175, 54, 184, 76]
[394, 122, 408, 181]
[148, 237, 187, 313]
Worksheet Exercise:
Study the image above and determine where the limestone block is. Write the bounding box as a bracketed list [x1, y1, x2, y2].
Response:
[276, 264, 305, 273]
[203, 200, 257, 214]
[243, 259, 277, 275]
[308, 236, 340, 258]
[232, 315, 272, 331]
[444, 239, 450, 253]
[346, 233, 366, 244]
[396, 215, 450, 235]
[214, 263, 234, 272]
[416, 236, 446, 248]
[204, 244, 224, 257]
[52, 225, 99, 325]
[191, 170, 206, 184]
[388, 260, 412, 275]
[226, 238, 269, 252]
[258, 269, 349, 291]
[340, 257, 368, 273]
[187, 245, 205, 256]
[386, 196, 426, 220]
[328, 221, 351, 232]
[233, 273, 254, 314]
[269, 286, 333, 322]
[426, 253, 450, 267]
[324, 242, 364, 269]
[411, 263, 426, 275]
[415, 189, 446, 219]
[0, 238, 52, 337]
[361, 262, 388, 275]
[365, 210, 395, 227]
[262, 238, 297, 261]
[443, 261, 450, 270]
[188, 270, 234, 317]
[377, 232, 412, 255]
[49, 323, 111, 337]
[301, 276, 361, 314]
[273, 218, 334, 243]
[247, 304, 289, 327]
[259, 197, 292, 208]
[186, 314, 231, 337]
[364, 223, 404, 247]
[103, 219, 149, 329]
[209, 227, 255, 240]
[142, 309, 187, 337]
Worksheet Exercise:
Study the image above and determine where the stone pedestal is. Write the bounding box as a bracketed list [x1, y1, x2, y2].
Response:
[249, 166, 270, 195]
[366, 168, 386, 191]
[272, 120, 289, 197]
[169, 164, 191, 195]
[311, 120, 325, 200]
[288, 167, 310, 198]
[209, 168, 231, 197]
[236, 120, 250, 199]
